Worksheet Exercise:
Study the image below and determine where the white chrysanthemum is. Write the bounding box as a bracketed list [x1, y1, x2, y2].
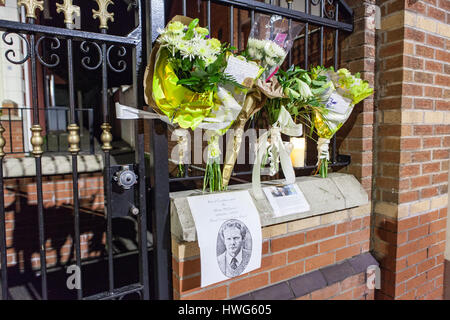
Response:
[264, 56, 277, 67]
[264, 41, 286, 59]
[158, 33, 181, 47]
[196, 45, 212, 58]
[248, 38, 265, 50]
[247, 47, 264, 61]
[180, 45, 196, 61]
[253, 50, 263, 60]
[248, 47, 257, 58]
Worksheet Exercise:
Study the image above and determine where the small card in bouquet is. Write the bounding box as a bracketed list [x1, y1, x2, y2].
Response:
[263, 184, 310, 217]
[325, 91, 352, 116]
[224, 56, 261, 87]
[222, 55, 262, 106]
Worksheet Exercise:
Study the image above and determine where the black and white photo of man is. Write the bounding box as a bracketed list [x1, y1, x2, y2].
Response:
[217, 219, 252, 278]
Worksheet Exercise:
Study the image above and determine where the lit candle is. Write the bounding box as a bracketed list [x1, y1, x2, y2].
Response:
[290, 137, 306, 168]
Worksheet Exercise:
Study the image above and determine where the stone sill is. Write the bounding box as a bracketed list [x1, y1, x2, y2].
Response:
[170, 173, 369, 242]
[2, 154, 103, 178]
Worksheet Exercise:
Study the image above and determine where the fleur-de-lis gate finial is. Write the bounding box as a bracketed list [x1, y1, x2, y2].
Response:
[56, 0, 80, 26]
[17, 0, 44, 20]
[92, 0, 115, 30]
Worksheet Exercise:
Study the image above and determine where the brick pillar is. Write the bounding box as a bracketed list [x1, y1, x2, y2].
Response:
[373, 0, 449, 300]
[338, 0, 377, 197]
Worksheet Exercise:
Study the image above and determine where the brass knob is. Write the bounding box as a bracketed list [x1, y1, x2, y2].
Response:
[30, 124, 44, 157]
[67, 123, 80, 154]
[100, 123, 113, 151]
[18, 0, 44, 20]
[92, 0, 115, 30]
[56, 0, 81, 26]
[0, 124, 6, 158]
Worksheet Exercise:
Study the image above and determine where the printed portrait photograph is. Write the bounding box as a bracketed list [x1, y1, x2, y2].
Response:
[216, 219, 252, 278]
[270, 185, 296, 198]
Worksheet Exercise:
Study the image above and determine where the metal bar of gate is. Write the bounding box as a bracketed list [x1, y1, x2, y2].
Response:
[207, 0, 211, 31]
[26, 13, 48, 300]
[134, 0, 150, 300]
[211, 0, 352, 31]
[304, 0, 309, 69]
[100, 28, 115, 294]
[149, 0, 171, 300]
[65, 20, 83, 299]
[319, 0, 324, 65]
[332, 1, 339, 165]
[0, 124, 7, 300]
[0, 20, 139, 46]
[229, 5, 234, 46]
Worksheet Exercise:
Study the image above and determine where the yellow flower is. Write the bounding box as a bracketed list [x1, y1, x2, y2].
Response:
[168, 21, 185, 34]
[207, 38, 221, 51]
[195, 27, 209, 36]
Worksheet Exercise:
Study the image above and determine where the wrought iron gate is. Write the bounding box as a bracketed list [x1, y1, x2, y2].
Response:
[0, 0, 353, 300]
[0, 0, 150, 300]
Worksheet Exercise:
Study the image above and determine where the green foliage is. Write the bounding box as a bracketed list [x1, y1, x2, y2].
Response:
[171, 44, 244, 94]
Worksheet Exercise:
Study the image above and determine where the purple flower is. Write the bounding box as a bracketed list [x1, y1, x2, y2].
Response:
[205, 35, 210, 39]
[184, 27, 188, 32]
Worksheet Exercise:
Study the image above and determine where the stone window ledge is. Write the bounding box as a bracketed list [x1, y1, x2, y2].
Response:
[170, 173, 369, 242]
[2, 154, 103, 178]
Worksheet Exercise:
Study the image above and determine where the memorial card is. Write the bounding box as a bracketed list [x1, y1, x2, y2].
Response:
[188, 191, 262, 288]
[263, 184, 310, 217]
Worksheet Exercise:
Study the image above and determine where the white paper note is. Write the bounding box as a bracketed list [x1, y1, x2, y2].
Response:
[325, 92, 352, 115]
[224, 56, 261, 86]
[188, 191, 262, 288]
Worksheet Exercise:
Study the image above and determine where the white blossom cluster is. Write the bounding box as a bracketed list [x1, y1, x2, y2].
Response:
[157, 21, 222, 66]
[247, 38, 287, 68]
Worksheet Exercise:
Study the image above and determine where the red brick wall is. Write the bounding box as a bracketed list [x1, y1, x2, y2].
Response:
[3, 173, 105, 270]
[338, 0, 377, 197]
[372, 0, 449, 300]
[0, 120, 25, 155]
[171, 205, 371, 300]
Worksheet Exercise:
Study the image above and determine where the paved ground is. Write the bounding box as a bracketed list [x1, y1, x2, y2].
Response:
[445, 260, 450, 300]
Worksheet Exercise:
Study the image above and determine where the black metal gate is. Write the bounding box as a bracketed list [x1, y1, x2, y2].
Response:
[0, 0, 150, 300]
[0, 0, 353, 300]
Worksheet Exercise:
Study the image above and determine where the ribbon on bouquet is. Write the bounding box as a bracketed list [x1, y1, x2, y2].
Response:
[317, 137, 330, 163]
[173, 129, 190, 165]
[252, 105, 303, 200]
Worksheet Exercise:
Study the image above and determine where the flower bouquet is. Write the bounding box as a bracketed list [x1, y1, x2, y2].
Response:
[245, 13, 304, 81]
[144, 16, 260, 192]
[251, 66, 323, 198]
[221, 14, 304, 189]
[308, 66, 374, 178]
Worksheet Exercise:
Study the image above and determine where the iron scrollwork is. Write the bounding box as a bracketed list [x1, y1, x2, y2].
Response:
[35, 36, 61, 68]
[106, 45, 127, 73]
[2, 32, 31, 65]
[80, 41, 103, 70]
[310, 0, 336, 19]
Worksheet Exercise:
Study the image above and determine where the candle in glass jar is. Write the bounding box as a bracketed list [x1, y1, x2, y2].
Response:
[290, 137, 306, 168]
